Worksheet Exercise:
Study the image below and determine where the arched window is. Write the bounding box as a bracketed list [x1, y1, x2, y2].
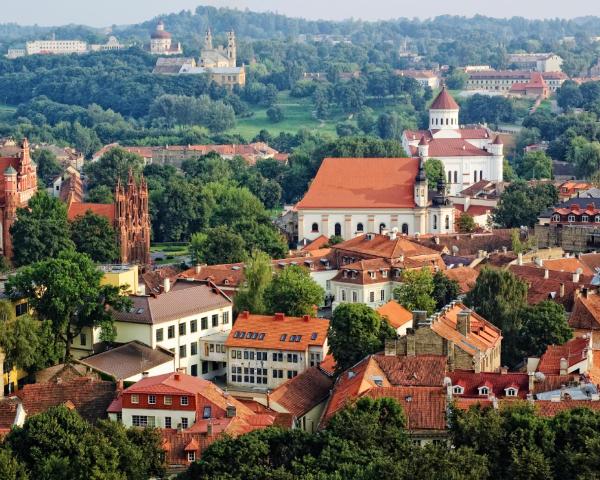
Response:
[379, 223, 386, 233]
[446, 118, 449, 125]
[311, 223, 319, 232]
[480, 170, 483, 180]
[505, 388, 518, 397]
[454, 171, 458, 184]
[445, 215, 450, 230]
[595, 215, 600, 223]
[568, 215, 575, 223]
[401, 223, 409, 235]
[356, 223, 364, 232]
[433, 215, 438, 230]
[478, 386, 489, 396]
[473, 170, 477, 182]
[334, 223, 342, 236]
[453, 386, 464, 395]
[552, 214, 561, 222]
[447, 170, 452, 183]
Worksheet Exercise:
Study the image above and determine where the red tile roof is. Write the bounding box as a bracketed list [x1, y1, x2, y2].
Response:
[319, 354, 337, 375]
[536, 400, 600, 416]
[0, 397, 20, 431]
[67, 202, 115, 223]
[269, 367, 334, 418]
[225, 312, 329, 351]
[302, 235, 330, 251]
[404, 128, 491, 141]
[537, 337, 591, 375]
[449, 370, 530, 399]
[444, 267, 479, 294]
[335, 233, 442, 259]
[296, 157, 419, 209]
[423, 138, 493, 158]
[430, 87, 459, 110]
[542, 258, 594, 276]
[377, 301, 413, 330]
[570, 293, 600, 331]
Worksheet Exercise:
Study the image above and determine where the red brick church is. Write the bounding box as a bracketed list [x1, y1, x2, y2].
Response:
[68, 170, 151, 265]
[0, 139, 37, 259]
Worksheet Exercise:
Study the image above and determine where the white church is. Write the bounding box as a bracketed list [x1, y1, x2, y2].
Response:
[401, 87, 504, 196]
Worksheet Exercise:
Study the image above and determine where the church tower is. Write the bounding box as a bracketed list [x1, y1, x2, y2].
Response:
[227, 30, 237, 67]
[204, 28, 213, 50]
[414, 157, 428, 208]
[429, 86, 460, 137]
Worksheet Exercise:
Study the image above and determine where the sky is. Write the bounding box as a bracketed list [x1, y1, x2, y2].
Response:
[4, 0, 600, 27]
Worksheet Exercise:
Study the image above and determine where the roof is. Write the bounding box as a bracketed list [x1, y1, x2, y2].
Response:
[67, 202, 115, 224]
[335, 233, 442, 260]
[537, 337, 590, 375]
[269, 367, 334, 418]
[0, 397, 21, 431]
[404, 128, 491, 142]
[319, 354, 337, 376]
[111, 281, 231, 325]
[225, 312, 329, 352]
[296, 157, 419, 209]
[301, 234, 330, 252]
[16, 377, 116, 423]
[412, 229, 514, 257]
[449, 370, 530, 399]
[541, 257, 594, 276]
[430, 87, 459, 110]
[570, 293, 600, 330]
[411, 138, 493, 158]
[536, 400, 600, 416]
[377, 301, 413, 329]
[79, 341, 174, 380]
[444, 267, 479, 294]
[35, 363, 88, 384]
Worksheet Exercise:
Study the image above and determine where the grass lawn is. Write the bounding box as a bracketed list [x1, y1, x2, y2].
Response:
[0, 104, 15, 122]
[151, 243, 189, 265]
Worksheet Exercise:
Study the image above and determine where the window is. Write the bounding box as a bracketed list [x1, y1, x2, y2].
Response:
[454, 171, 458, 184]
[187, 452, 195, 462]
[480, 170, 483, 180]
[190, 320, 198, 333]
[352, 291, 358, 302]
[380, 289, 385, 301]
[568, 215, 576, 222]
[552, 214, 561, 222]
[146, 394, 156, 405]
[191, 364, 198, 377]
[257, 351, 267, 361]
[179, 322, 186, 336]
[201, 317, 208, 330]
[478, 387, 489, 396]
[369, 271, 376, 279]
[452, 386, 464, 395]
[231, 366, 242, 382]
[341, 289, 346, 302]
[356, 223, 364, 232]
[280, 334, 287, 342]
[181, 417, 188, 429]
[168, 326, 175, 339]
[272, 352, 283, 362]
[445, 215, 450, 230]
[203, 406, 212, 419]
[131, 394, 139, 404]
[165, 416, 172, 429]
[80, 333, 87, 346]
[310, 352, 321, 367]
[180, 396, 189, 406]
[311, 332, 318, 340]
[222, 311, 230, 324]
[473, 170, 478, 182]
[334, 223, 342, 236]
[179, 345, 187, 358]
[256, 368, 268, 384]
[382, 270, 388, 278]
[596, 215, 600, 223]
[243, 367, 255, 383]
[15, 303, 28, 317]
[191, 342, 198, 356]
[582, 215, 589, 223]
[447, 170, 452, 183]
[132, 415, 155, 427]
[287, 353, 298, 363]
[164, 395, 172, 405]
[156, 328, 164, 342]
[369, 291, 375, 303]
[272, 369, 284, 378]
[433, 214, 437, 230]
[379, 223, 386, 233]
[311, 222, 319, 232]
[287, 370, 298, 379]
[401, 223, 409, 235]
[505, 388, 518, 397]
[212, 314, 219, 327]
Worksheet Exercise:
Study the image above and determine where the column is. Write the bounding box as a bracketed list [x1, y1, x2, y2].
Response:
[367, 215, 375, 234]
[344, 215, 352, 239]
[321, 214, 329, 238]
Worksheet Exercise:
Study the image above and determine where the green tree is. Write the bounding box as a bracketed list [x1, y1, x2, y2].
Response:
[394, 268, 437, 315]
[188, 227, 247, 265]
[266, 105, 285, 123]
[6, 250, 130, 361]
[263, 265, 324, 316]
[32, 149, 62, 186]
[457, 213, 477, 233]
[328, 303, 396, 372]
[0, 448, 28, 480]
[518, 151, 552, 180]
[70, 211, 119, 263]
[424, 158, 446, 189]
[445, 70, 468, 89]
[519, 301, 572, 358]
[10, 191, 75, 267]
[0, 312, 50, 373]
[86, 185, 114, 204]
[493, 181, 558, 228]
[83, 147, 144, 191]
[233, 250, 273, 314]
[432, 271, 461, 309]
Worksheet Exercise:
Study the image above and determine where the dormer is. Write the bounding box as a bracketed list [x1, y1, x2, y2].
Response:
[504, 386, 518, 397]
[452, 385, 464, 395]
[477, 382, 492, 396]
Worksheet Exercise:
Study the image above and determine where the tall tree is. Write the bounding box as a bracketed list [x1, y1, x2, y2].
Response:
[328, 303, 396, 372]
[519, 301, 572, 358]
[70, 211, 119, 263]
[83, 147, 144, 191]
[188, 227, 247, 265]
[6, 250, 130, 361]
[424, 158, 446, 189]
[10, 191, 75, 267]
[32, 149, 62, 186]
[233, 250, 273, 314]
[394, 268, 437, 315]
[263, 265, 324, 316]
[432, 271, 461, 310]
[493, 181, 558, 228]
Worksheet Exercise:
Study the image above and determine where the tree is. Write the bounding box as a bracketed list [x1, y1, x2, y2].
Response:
[266, 105, 284, 123]
[328, 303, 396, 372]
[493, 181, 558, 228]
[457, 213, 477, 233]
[519, 301, 572, 358]
[83, 147, 144, 191]
[0, 448, 28, 480]
[394, 268, 437, 315]
[86, 185, 114, 204]
[6, 250, 130, 361]
[424, 158, 446, 189]
[556, 80, 583, 111]
[10, 191, 75, 267]
[233, 250, 273, 314]
[517, 151, 552, 180]
[432, 271, 461, 310]
[32, 149, 62, 186]
[70, 211, 119, 263]
[263, 265, 324, 316]
[357, 107, 376, 134]
[188, 227, 247, 265]
[445, 70, 468, 89]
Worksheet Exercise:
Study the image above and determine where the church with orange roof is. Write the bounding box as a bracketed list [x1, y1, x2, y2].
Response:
[402, 87, 504, 196]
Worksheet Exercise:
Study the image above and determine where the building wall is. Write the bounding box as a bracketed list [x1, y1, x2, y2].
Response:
[26, 40, 87, 55]
[100, 266, 139, 294]
[331, 280, 397, 310]
[535, 223, 600, 253]
[121, 407, 195, 429]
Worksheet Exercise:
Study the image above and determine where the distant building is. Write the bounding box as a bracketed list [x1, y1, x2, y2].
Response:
[26, 38, 88, 55]
[5, 48, 25, 59]
[200, 29, 236, 68]
[394, 69, 440, 89]
[466, 70, 568, 93]
[89, 36, 125, 52]
[509, 72, 550, 98]
[506, 53, 563, 72]
[150, 21, 182, 56]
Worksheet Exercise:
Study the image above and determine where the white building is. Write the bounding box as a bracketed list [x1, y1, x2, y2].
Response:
[395, 70, 440, 89]
[225, 312, 330, 391]
[26, 39, 88, 55]
[402, 87, 504, 196]
[89, 36, 125, 52]
[150, 21, 183, 56]
[295, 156, 455, 243]
[506, 53, 563, 73]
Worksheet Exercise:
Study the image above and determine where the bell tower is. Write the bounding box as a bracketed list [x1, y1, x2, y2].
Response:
[227, 30, 236, 67]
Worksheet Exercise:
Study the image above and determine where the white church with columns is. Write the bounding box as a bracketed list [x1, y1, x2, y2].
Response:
[402, 87, 504, 196]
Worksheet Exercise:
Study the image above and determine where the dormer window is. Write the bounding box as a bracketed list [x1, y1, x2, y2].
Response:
[478, 386, 489, 396]
[382, 270, 388, 278]
[505, 387, 518, 397]
[369, 272, 376, 279]
[596, 215, 600, 223]
[552, 214, 560, 222]
[343, 271, 348, 278]
[568, 215, 576, 223]
[582, 215, 589, 223]
[452, 386, 464, 395]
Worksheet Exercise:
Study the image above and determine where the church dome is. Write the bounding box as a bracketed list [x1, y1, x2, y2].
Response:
[151, 30, 172, 39]
[430, 86, 459, 110]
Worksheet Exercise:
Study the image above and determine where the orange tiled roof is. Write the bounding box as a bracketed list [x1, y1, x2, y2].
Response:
[67, 202, 115, 223]
[225, 312, 329, 351]
[536, 400, 600, 416]
[319, 354, 337, 375]
[444, 267, 479, 294]
[570, 293, 600, 331]
[302, 235, 330, 251]
[449, 370, 530, 399]
[377, 301, 413, 329]
[269, 367, 334, 418]
[430, 87, 459, 110]
[296, 157, 419, 209]
[541, 258, 594, 276]
[537, 337, 590, 375]
[335, 233, 442, 259]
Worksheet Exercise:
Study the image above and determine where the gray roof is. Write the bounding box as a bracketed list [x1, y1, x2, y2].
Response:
[112, 280, 231, 325]
[79, 341, 174, 380]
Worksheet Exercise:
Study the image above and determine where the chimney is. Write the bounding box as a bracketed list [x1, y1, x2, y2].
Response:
[275, 313, 285, 321]
[412, 310, 428, 329]
[195, 264, 202, 274]
[116, 379, 124, 392]
[142, 371, 149, 378]
[302, 314, 310, 322]
[544, 269, 549, 279]
[573, 269, 581, 283]
[528, 372, 535, 393]
[163, 277, 171, 293]
[518, 252, 523, 266]
[174, 373, 180, 381]
[500, 366, 508, 375]
[434, 236, 440, 245]
[242, 310, 250, 319]
[559, 283, 565, 298]
[457, 310, 471, 336]
[559, 358, 568, 376]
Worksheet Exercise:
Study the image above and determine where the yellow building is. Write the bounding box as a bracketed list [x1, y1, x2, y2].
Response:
[99, 264, 139, 295]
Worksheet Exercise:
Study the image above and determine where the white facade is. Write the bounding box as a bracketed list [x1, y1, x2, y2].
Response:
[331, 280, 400, 310]
[26, 40, 87, 55]
[119, 407, 194, 429]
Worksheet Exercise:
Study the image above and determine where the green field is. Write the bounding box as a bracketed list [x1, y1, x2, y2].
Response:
[151, 243, 189, 265]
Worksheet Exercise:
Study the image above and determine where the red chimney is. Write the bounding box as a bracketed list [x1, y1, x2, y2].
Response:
[174, 373, 180, 381]
[303, 314, 310, 322]
[275, 313, 285, 321]
[242, 310, 250, 319]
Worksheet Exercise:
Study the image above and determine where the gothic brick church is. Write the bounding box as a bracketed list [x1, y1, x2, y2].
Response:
[67, 171, 151, 265]
[0, 139, 37, 259]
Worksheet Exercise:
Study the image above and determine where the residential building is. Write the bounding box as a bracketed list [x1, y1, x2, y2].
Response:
[535, 336, 593, 376]
[377, 301, 413, 335]
[26, 38, 87, 55]
[402, 88, 505, 196]
[448, 370, 532, 402]
[449, 180, 507, 228]
[386, 305, 502, 372]
[99, 264, 140, 295]
[0, 138, 37, 259]
[466, 70, 568, 93]
[394, 69, 440, 89]
[557, 181, 592, 202]
[225, 312, 330, 391]
[506, 53, 563, 72]
[67, 171, 151, 265]
[50, 166, 83, 203]
[296, 155, 455, 242]
[150, 21, 183, 56]
[571, 291, 600, 348]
